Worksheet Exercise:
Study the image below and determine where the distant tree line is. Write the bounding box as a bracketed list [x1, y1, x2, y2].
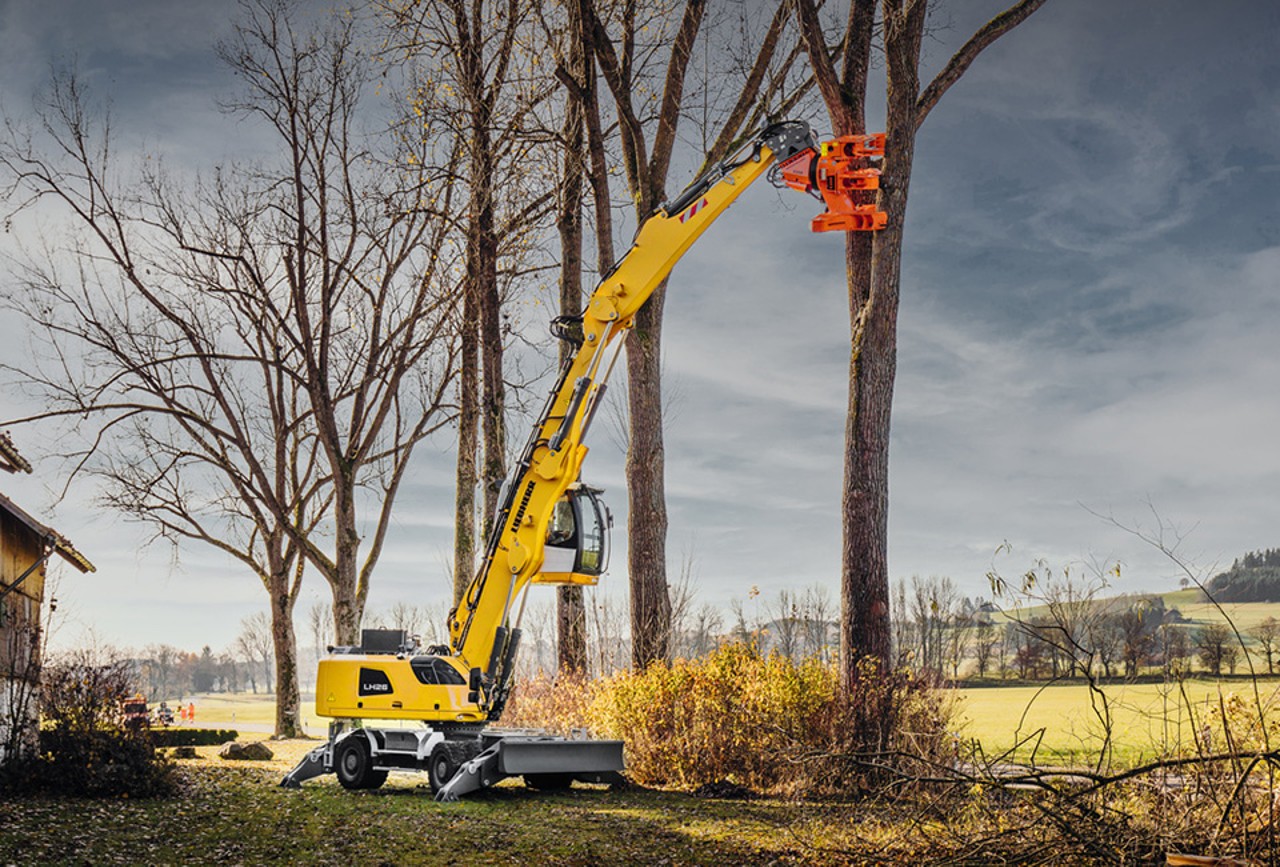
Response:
[127, 572, 1280, 701]
[884, 562, 1280, 683]
[1205, 548, 1280, 603]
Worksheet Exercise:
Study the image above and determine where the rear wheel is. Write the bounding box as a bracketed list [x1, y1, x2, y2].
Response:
[335, 734, 388, 791]
[524, 773, 574, 791]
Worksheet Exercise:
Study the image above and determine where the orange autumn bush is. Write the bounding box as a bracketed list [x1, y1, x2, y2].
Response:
[589, 643, 835, 792]
[504, 643, 954, 796]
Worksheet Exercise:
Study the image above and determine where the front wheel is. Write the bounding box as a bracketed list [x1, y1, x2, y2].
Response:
[335, 734, 388, 791]
[428, 742, 469, 795]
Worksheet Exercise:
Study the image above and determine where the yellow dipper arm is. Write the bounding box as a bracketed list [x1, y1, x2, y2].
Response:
[448, 121, 820, 689]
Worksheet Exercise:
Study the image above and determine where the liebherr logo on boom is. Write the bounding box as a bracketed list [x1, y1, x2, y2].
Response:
[509, 481, 536, 533]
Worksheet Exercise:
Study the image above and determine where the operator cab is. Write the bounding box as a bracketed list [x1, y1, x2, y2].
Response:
[534, 485, 611, 586]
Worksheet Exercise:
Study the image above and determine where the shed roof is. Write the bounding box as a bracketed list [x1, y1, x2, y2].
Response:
[0, 433, 33, 475]
[0, 492, 95, 573]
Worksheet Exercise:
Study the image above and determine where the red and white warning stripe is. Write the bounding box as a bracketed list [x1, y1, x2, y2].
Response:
[679, 197, 709, 223]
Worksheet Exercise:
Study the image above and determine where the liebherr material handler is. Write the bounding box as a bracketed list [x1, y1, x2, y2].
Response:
[281, 119, 886, 800]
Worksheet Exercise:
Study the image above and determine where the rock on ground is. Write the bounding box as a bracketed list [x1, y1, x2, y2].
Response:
[218, 741, 274, 761]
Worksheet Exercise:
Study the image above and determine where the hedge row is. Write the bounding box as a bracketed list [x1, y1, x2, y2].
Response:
[150, 728, 239, 747]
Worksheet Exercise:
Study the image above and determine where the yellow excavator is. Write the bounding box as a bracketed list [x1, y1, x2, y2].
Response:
[281, 119, 885, 799]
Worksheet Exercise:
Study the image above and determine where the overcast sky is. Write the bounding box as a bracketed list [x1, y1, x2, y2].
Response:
[1, 0, 1278, 655]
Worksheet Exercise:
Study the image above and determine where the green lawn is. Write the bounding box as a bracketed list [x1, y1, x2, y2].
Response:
[0, 742, 882, 865]
[164, 692, 283, 726]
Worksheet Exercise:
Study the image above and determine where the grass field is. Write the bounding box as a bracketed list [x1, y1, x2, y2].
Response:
[164, 692, 427, 735]
[1175, 601, 1280, 635]
[167, 692, 285, 727]
[999, 589, 1280, 634]
[956, 677, 1280, 764]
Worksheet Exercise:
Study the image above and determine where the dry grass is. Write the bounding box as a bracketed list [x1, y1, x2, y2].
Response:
[958, 677, 1280, 765]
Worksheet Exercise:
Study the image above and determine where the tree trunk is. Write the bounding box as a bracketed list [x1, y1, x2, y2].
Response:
[331, 485, 363, 645]
[800, 0, 1044, 689]
[268, 562, 302, 737]
[556, 57, 589, 674]
[837, 1, 925, 684]
[453, 290, 479, 605]
[582, 0, 705, 671]
[476, 188, 506, 529]
[626, 285, 672, 668]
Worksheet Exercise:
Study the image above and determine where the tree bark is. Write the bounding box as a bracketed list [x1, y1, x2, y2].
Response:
[474, 146, 507, 530]
[453, 291, 480, 605]
[268, 558, 302, 737]
[582, 0, 705, 669]
[555, 10, 590, 674]
[625, 284, 673, 667]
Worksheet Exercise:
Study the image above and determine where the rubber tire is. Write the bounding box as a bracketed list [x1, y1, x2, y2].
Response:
[523, 773, 575, 791]
[427, 742, 466, 795]
[335, 735, 388, 791]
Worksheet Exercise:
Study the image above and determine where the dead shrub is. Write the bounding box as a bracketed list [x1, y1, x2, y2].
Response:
[585, 643, 954, 796]
[500, 671, 599, 735]
[1, 649, 174, 798]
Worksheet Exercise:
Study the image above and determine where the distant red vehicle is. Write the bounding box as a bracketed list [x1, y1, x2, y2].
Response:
[120, 694, 151, 731]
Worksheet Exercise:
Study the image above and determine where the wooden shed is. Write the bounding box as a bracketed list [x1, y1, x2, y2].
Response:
[0, 433, 95, 766]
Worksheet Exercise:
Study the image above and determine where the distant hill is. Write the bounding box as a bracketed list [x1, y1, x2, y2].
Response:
[1206, 548, 1280, 603]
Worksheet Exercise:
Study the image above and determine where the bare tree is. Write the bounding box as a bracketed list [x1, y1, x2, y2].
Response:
[682, 603, 724, 660]
[770, 588, 802, 661]
[1251, 616, 1280, 675]
[945, 612, 971, 680]
[235, 612, 274, 694]
[972, 620, 999, 679]
[1117, 599, 1157, 678]
[891, 578, 914, 665]
[665, 547, 703, 658]
[801, 583, 834, 662]
[515, 600, 556, 679]
[587, 591, 630, 676]
[1161, 622, 1191, 678]
[217, 651, 241, 694]
[795, 0, 1049, 687]
[380, 0, 557, 608]
[993, 558, 1118, 682]
[366, 601, 430, 644]
[1, 61, 316, 733]
[0, 0, 459, 742]
[387, 601, 429, 641]
[1195, 622, 1233, 676]
[140, 644, 180, 701]
[545, 0, 595, 674]
[908, 574, 958, 675]
[306, 601, 332, 665]
[579, 0, 805, 669]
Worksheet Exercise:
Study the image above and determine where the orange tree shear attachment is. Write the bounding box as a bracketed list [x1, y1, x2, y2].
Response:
[778, 133, 888, 233]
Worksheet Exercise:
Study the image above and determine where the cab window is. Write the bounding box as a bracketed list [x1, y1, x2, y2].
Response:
[547, 497, 576, 547]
